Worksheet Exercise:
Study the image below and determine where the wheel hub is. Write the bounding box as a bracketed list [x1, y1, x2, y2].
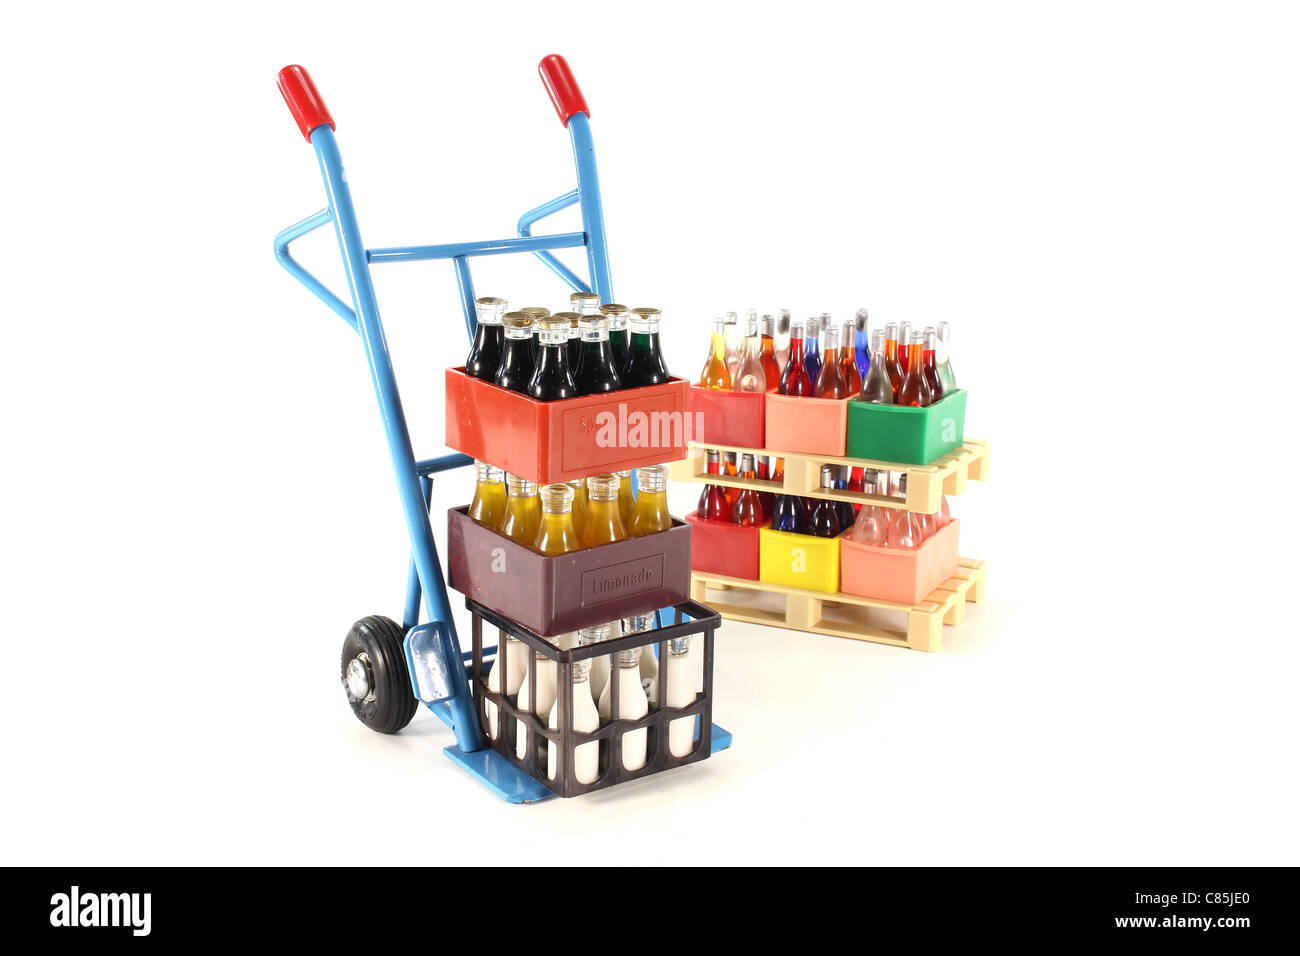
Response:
[346, 653, 376, 702]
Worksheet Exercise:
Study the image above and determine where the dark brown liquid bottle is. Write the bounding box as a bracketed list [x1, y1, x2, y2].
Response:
[495, 312, 536, 393]
[465, 296, 507, 381]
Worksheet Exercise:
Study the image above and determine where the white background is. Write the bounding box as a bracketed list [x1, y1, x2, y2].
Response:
[2, 0, 1297, 865]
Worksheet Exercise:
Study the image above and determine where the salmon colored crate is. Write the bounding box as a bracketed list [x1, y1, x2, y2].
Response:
[444, 368, 690, 485]
[691, 557, 985, 652]
[685, 511, 763, 580]
[687, 385, 766, 449]
[758, 525, 841, 594]
[764, 392, 851, 457]
[446, 507, 691, 637]
[839, 519, 961, 605]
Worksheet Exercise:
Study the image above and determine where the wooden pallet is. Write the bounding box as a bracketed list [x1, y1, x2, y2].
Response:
[669, 439, 991, 514]
[689, 558, 986, 652]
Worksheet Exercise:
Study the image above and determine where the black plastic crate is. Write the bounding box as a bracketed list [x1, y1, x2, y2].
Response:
[467, 598, 720, 798]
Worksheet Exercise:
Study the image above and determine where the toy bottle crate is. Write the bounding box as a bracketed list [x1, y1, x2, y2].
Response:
[445, 368, 691, 485]
[845, 389, 967, 466]
[839, 519, 961, 605]
[685, 511, 763, 580]
[446, 506, 691, 637]
[764, 392, 852, 456]
[758, 525, 841, 594]
[467, 598, 719, 798]
[687, 385, 766, 449]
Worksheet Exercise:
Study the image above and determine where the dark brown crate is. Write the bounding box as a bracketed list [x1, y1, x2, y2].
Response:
[446, 506, 693, 637]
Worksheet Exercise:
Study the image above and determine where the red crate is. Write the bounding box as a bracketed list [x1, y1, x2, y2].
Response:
[445, 368, 690, 485]
[687, 385, 766, 449]
[446, 507, 692, 637]
[685, 511, 764, 580]
[764, 392, 851, 456]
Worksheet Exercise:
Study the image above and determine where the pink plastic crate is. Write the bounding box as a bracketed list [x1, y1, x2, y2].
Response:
[838, 519, 960, 605]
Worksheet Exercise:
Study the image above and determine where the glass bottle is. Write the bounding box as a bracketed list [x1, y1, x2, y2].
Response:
[520, 306, 551, 359]
[814, 325, 849, 398]
[699, 316, 733, 390]
[848, 469, 890, 546]
[759, 315, 781, 388]
[839, 320, 863, 395]
[534, 483, 581, 555]
[936, 494, 952, 529]
[897, 321, 912, 375]
[699, 449, 731, 522]
[772, 493, 808, 534]
[566, 479, 589, 532]
[859, 328, 895, 404]
[732, 313, 767, 392]
[516, 640, 558, 761]
[600, 303, 631, 371]
[883, 321, 904, 399]
[573, 315, 622, 395]
[597, 642, 648, 771]
[832, 465, 856, 531]
[483, 627, 527, 741]
[780, 321, 813, 396]
[628, 465, 673, 536]
[465, 296, 506, 381]
[887, 502, 924, 549]
[547, 653, 599, 785]
[616, 468, 635, 527]
[731, 452, 764, 527]
[854, 308, 871, 378]
[624, 611, 659, 707]
[579, 621, 614, 702]
[916, 508, 936, 541]
[755, 455, 775, 519]
[922, 325, 945, 402]
[546, 311, 581, 369]
[722, 312, 740, 378]
[803, 316, 822, 384]
[663, 634, 696, 758]
[774, 309, 792, 373]
[936, 320, 957, 393]
[622, 307, 670, 387]
[495, 312, 536, 393]
[898, 329, 932, 407]
[528, 316, 579, 401]
[468, 460, 507, 528]
[498, 474, 541, 545]
[580, 473, 627, 546]
[570, 291, 602, 322]
[807, 465, 842, 538]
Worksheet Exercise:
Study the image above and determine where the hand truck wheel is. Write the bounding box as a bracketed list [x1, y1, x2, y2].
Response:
[341, 616, 418, 734]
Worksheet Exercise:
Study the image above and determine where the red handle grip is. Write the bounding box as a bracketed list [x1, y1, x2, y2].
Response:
[538, 54, 589, 127]
[278, 65, 335, 143]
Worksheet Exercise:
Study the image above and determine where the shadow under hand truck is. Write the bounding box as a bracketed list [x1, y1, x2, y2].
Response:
[273, 56, 731, 803]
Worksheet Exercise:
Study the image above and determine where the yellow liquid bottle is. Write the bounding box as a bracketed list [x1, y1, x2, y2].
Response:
[698, 315, 733, 390]
[468, 461, 507, 528]
[534, 484, 581, 555]
[498, 474, 541, 546]
[628, 464, 673, 537]
[616, 469, 635, 528]
[566, 479, 589, 532]
[580, 473, 628, 547]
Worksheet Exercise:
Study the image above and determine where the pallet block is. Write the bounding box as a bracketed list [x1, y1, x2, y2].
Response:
[668, 439, 991, 514]
[689, 557, 986, 652]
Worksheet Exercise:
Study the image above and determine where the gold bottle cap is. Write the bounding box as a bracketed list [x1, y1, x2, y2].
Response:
[502, 312, 533, 330]
[520, 306, 551, 319]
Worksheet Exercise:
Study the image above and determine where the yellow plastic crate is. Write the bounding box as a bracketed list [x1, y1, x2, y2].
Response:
[758, 526, 841, 594]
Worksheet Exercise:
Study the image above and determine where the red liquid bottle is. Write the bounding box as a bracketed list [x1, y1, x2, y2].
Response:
[896, 321, 912, 375]
[755, 455, 775, 519]
[882, 322, 904, 400]
[813, 325, 849, 398]
[731, 453, 765, 527]
[759, 314, 781, 389]
[722, 452, 739, 511]
[921, 326, 944, 402]
[779, 321, 813, 397]
[897, 330, 933, 407]
[839, 320, 862, 395]
[699, 449, 731, 522]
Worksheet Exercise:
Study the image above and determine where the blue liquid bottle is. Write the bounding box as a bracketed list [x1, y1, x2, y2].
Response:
[854, 308, 870, 378]
[803, 316, 822, 384]
[772, 494, 808, 534]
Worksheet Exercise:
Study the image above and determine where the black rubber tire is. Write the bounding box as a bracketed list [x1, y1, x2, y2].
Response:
[341, 615, 418, 734]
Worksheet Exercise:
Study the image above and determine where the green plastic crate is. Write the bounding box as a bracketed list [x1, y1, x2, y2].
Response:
[845, 389, 967, 465]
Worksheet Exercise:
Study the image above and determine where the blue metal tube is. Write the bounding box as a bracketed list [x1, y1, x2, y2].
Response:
[567, 113, 613, 302]
[309, 126, 483, 754]
[274, 209, 358, 329]
[402, 475, 434, 632]
[516, 190, 590, 293]
[415, 452, 474, 476]
[367, 232, 586, 264]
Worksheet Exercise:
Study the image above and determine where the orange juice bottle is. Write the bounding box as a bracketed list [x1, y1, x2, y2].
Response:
[534, 483, 581, 555]
[498, 474, 540, 545]
[628, 465, 673, 536]
[566, 478, 589, 532]
[468, 460, 507, 528]
[581, 474, 628, 547]
[616, 469, 635, 527]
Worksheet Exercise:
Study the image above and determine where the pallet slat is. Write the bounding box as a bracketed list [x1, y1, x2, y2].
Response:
[690, 558, 986, 652]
